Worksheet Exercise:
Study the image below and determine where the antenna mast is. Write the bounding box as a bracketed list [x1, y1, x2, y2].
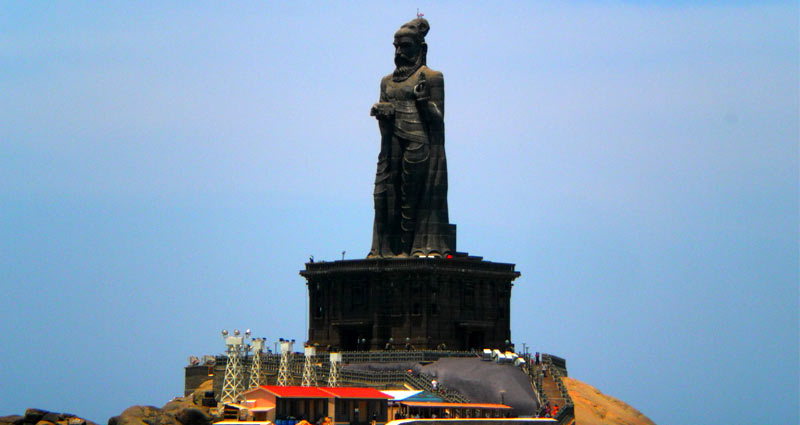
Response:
[327, 352, 341, 387]
[277, 338, 294, 386]
[249, 337, 267, 388]
[220, 329, 247, 403]
[301, 345, 318, 387]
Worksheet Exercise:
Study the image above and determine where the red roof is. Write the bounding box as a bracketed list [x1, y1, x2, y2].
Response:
[319, 387, 392, 399]
[258, 386, 332, 398]
[400, 401, 512, 409]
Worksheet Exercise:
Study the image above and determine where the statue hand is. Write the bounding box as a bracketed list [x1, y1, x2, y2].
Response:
[414, 72, 430, 101]
[371, 102, 394, 120]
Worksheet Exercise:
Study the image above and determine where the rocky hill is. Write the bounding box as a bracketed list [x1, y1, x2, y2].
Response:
[107, 379, 217, 425]
[562, 377, 656, 425]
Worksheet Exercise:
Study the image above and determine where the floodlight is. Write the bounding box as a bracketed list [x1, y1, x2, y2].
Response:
[234, 329, 240, 336]
[222, 329, 229, 336]
[245, 329, 251, 336]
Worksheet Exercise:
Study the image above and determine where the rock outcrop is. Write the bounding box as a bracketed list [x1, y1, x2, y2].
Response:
[561, 377, 656, 425]
[0, 408, 98, 425]
[1, 380, 218, 425]
[108, 379, 216, 425]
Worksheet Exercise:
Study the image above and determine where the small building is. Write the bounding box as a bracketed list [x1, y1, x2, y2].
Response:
[396, 401, 513, 419]
[323, 387, 390, 425]
[381, 390, 444, 421]
[240, 386, 390, 425]
[241, 386, 331, 423]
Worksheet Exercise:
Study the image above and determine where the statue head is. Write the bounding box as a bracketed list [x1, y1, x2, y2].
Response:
[392, 18, 429, 81]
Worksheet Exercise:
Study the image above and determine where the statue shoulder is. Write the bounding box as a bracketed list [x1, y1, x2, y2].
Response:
[420, 66, 443, 85]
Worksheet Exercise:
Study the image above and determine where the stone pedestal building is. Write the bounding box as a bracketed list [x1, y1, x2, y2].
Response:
[300, 256, 519, 351]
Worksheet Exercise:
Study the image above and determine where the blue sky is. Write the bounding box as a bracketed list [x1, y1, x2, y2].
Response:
[1, 2, 797, 425]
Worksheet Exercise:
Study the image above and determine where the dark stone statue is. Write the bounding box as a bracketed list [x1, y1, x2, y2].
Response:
[369, 18, 455, 258]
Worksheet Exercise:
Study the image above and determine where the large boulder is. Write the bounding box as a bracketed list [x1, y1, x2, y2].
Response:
[191, 380, 214, 407]
[111, 406, 179, 425]
[24, 410, 48, 424]
[1, 409, 95, 425]
[163, 380, 214, 418]
[108, 379, 217, 425]
[40, 414, 60, 424]
[175, 409, 210, 425]
[0, 416, 22, 425]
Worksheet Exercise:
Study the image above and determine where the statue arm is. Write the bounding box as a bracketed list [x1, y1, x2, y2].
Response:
[379, 77, 389, 103]
[371, 76, 394, 120]
[415, 71, 444, 123]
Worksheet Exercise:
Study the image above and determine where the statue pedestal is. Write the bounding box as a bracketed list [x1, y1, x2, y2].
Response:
[300, 256, 520, 351]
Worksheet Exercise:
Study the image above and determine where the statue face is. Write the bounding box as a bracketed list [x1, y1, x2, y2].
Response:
[394, 36, 420, 66]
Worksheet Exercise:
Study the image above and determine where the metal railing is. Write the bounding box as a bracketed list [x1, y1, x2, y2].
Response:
[520, 354, 543, 407]
[341, 350, 477, 363]
[404, 372, 472, 403]
[211, 350, 499, 406]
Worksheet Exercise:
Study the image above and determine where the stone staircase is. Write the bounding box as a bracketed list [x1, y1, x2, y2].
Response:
[526, 354, 575, 425]
[540, 370, 567, 411]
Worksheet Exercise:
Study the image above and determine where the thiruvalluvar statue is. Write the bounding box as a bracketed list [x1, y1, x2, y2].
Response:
[369, 18, 455, 258]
